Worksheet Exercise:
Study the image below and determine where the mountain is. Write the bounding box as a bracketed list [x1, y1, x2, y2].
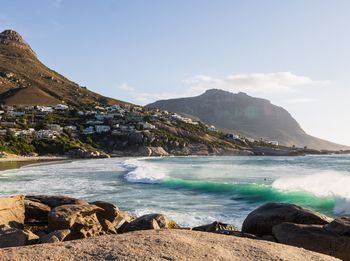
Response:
[147, 89, 348, 150]
[0, 30, 123, 107]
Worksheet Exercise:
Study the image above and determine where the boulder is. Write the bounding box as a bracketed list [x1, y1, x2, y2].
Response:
[325, 216, 350, 236]
[100, 219, 117, 234]
[121, 214, 178, 233]
[192, 221, 237, 233]
[242, 203, 332, 236]
[272, 222, 350, 261]
[0, 195, 25, 228]
[26, 195, 88, 208]
[38, 229, 71, 244]
[48, 204, 103, 240]
[0, 225, 39, 248]
[91, 201, 121, 225]
[24, 199, 51, 223]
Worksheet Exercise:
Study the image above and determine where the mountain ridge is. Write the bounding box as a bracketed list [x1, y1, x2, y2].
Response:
[0, 29, 124, 107]
[147, 89, 349, 150]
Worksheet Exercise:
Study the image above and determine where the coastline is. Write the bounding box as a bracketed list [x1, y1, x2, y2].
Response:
[0, 155, 69, 171]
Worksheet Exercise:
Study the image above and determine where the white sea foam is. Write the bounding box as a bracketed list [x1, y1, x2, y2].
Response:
[272, 171, 350, 214]
[123, 158, 168, 183]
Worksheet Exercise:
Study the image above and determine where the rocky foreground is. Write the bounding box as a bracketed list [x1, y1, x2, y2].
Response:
[0, 195, 349, 260]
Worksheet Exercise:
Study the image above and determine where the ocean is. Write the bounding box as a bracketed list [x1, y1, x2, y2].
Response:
[0, 155, 349, 228]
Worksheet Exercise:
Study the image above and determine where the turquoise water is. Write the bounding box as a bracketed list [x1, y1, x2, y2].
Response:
[0, 155, 349, 227]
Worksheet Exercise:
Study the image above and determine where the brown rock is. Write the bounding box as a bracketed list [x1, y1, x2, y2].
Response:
[193, 221, 237, 232]
[0, 195, 25, 229]
[24, 199, 50, 223]
[26, 195, 88, 208]
[272, 222, 350, 261]
[121, 214, 177, 233]
[242, 203, 332, 236]
[38, 229, 71, 244]
[100, 219, 117, 234]
[325, 216, 350, 236]
[0, 225, 39, 248]
[91, 201, 121, 224]
[48, 204, 103, 240]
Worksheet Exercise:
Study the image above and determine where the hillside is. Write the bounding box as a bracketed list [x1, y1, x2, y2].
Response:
[147, 89, 348, 150]
[0, 30, 123, 107]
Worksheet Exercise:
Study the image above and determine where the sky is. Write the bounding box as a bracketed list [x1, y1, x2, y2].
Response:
[1, 0, 350, 145]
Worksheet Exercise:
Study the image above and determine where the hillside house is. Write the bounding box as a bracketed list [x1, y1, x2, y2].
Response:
[95, 125, 111, 133]
[83, 126, 95, 135]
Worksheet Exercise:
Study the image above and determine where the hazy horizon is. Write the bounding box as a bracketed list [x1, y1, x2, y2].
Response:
[1, 0, 350, 145]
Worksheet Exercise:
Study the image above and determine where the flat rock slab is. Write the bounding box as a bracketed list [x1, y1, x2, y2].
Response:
[0, 230, 339, 261]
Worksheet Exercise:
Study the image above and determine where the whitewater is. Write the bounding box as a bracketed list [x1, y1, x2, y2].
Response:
[0, 155, 349, 228]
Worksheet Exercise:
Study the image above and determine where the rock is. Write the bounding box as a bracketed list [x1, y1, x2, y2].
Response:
[193, 221, 237, 232]
[26, 195, 88, 208]
[0, 195, 25, 228]
[91, 201, 121, 224]
[100, 219, 117, 234]
[121, 214, 178, 233]
[242, 203, 332, 236]
[38, 229, 71, 244]
[24, 199, 51, 223]
[325, 216, 350, 236]
[193, 221, 237, 233]
[272, 222, 350, 261]
[0, 225, 39, 248]
[48, 204, 103, 240]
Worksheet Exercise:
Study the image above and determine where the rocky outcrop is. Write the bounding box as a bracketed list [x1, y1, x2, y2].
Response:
[120, 213, 178, 233]
[242, 202, 332, 236]
[0, 225, 38, 248]
[0, 195, 25, 228]
[325, 216, 350, 236]
[38, 229, 70, 244]
[193, 221, 237, 233]
[24, 199, 50, 223]
[26, 195, 88, 208]
[272, 222, 350, 261]
[0, 230, 338, 261]
[65, 149, 110, 159]
[48, 204, 104, 240]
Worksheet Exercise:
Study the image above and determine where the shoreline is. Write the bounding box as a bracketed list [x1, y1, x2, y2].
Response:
[0, 155, 69, 171]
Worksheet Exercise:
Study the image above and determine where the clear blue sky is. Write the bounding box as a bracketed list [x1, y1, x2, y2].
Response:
[1, 0, 350, 145]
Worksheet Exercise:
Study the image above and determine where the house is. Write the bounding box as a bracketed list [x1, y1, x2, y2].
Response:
[47, 124, 63, 132]
[228, 133, 240, 140]
[54, 104, 69, 110]
[141, 122, 156, 130]
[83, 126, 95, 135]
[36, 106, 53, 113]
[35, 130, 57, 140]
[268, 141, 279, 146]
[7, 111, 25, 117]
[208, 125, 217, 132]
[64, 125, 77, 132]
[246, 138, 255, 143]
[0, 129, 7, 135]
[95, 125, 111, 133]
[86, 120, 104, 125]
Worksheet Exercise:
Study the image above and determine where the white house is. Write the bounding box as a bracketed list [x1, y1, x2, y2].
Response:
[141, 122, 156, 130]
[83, 126, 95, 135]
[268, 141, 279, 146]
[54, 104, 69, 110]
[36, 106, 53, 113]
[47, 124, 63, 132]
[64, 125, 77, 132]
[95, 125, 111, 133]
[35, 130, 57, 140]
[208, 125, 217, 132]
[228, 133, 240, 140]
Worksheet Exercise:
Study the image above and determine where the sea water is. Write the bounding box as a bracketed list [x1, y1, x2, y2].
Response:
[0, 155, 349, 228]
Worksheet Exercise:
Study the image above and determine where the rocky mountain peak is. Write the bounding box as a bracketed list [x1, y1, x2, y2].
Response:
[0, 29, 36, 57]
